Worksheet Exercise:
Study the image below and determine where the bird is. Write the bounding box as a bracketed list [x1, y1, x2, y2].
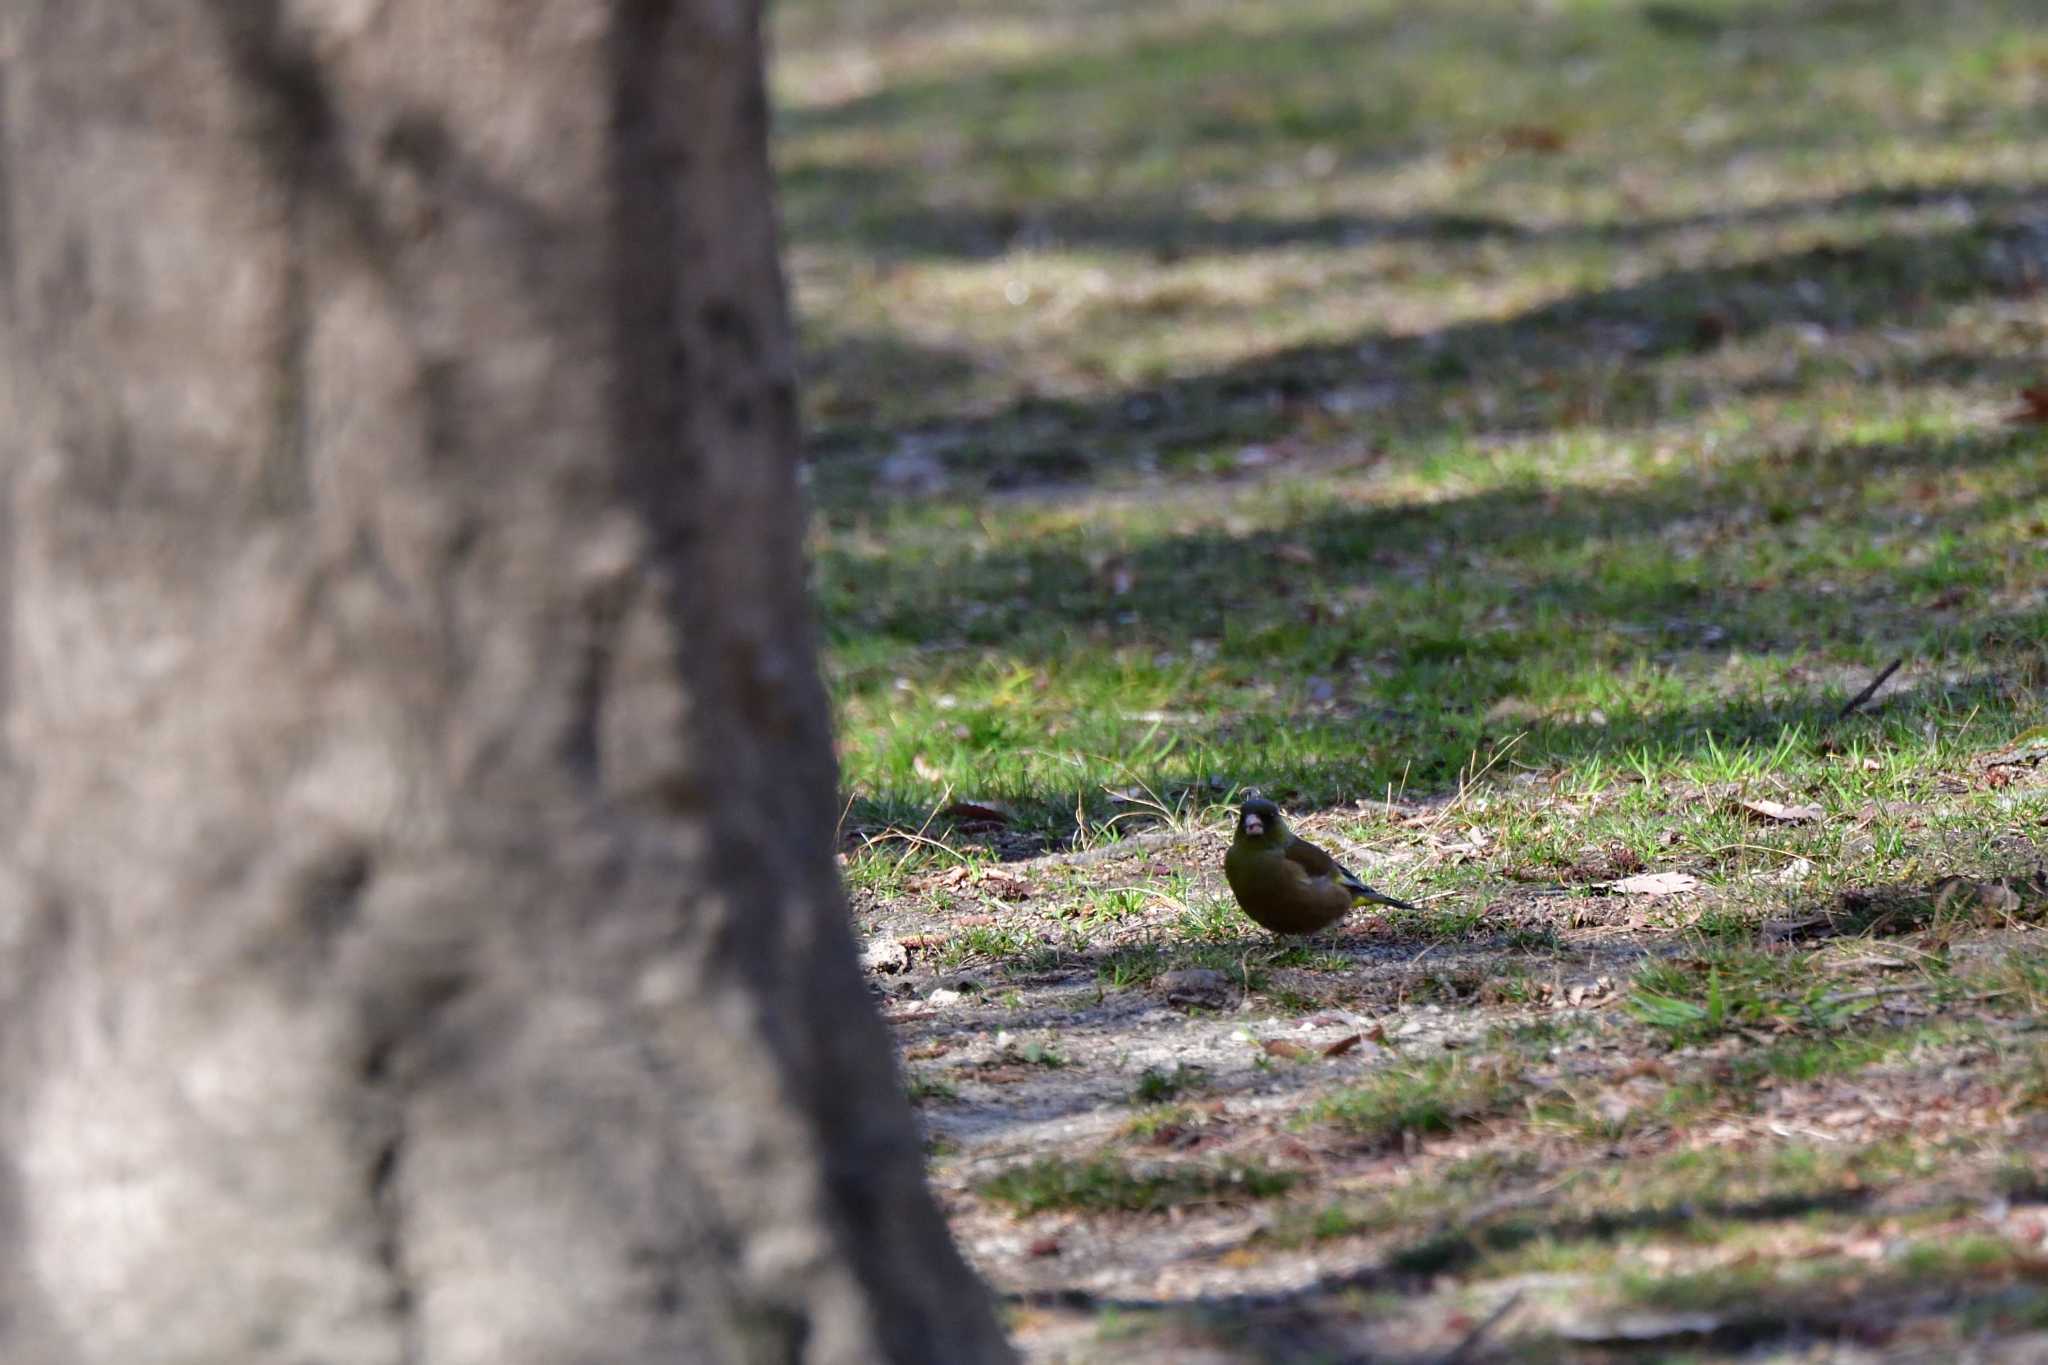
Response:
[1224, 796, 1417, 936]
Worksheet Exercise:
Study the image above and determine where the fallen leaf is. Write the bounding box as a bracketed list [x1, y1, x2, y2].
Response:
[1365, 1021, 1389, 1045]
[1322, 1033, 1364, 1057]
[1603, 871, 1699, 897]
[911, 865, 972, 892]
[2009, 385, 2048, 425]
[1156, 968, 1237, 1010]
[1738, 798, 1824, 824]
[979, 869, 1032, 900]
[1271, 540, 1317, 565]
[942, 799, 1012, 828]
[1262, 1039, 1313, 1060]
[1027, 1235, 1062, 1258]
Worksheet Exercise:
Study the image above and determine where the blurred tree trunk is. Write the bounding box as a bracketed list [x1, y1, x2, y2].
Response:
[0, 3, 1011, 1363]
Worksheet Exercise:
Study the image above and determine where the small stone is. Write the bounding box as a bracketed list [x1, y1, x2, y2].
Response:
[1155, 968, 1237, 1011]
[859, 936, 909, 974]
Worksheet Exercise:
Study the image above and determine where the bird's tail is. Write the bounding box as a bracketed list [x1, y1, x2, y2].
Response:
[1337, 868, 1419, 911]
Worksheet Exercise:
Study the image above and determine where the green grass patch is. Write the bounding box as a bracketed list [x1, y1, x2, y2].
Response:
[906, 1070, 959, 1104]
[1131, 1064, 1206, 1104]
[1304, 1056, 1525, 1146]
[980, 1155, 1298, 1214]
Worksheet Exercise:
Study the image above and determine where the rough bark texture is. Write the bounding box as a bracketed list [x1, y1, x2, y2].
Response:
[0, 3, 1013, 1362]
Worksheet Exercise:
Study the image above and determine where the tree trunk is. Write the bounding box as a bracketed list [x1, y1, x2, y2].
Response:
[0, 3, 1011, 1362]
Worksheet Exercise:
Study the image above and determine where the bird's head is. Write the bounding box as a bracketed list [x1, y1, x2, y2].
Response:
[1234, 797, 1287, 846]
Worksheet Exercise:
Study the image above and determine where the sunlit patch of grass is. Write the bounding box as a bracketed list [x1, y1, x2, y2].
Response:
[1304, 1056, 1524, 1147]
[937, 924, 1041, 966]
[1623, 945, 1888, 1045]
[1171, 897, 1244, 942]
[1378, 1138, 1949, 1281]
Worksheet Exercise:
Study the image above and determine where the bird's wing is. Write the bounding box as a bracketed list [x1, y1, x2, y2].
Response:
[1288, 836, 1418, 910]
[1283, 836, 1344, 883]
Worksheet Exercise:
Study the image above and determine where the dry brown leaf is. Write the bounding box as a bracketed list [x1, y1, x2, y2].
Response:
[912, 865, 971, 892]
[1261, 1039, 1313, 1061]
[979, 870, 1032, 900]
[1738, 798, 1824, 824]
[1321, 1033, 1364, 1058]
[941, 799, 1012, 828]
[1365, 1021, 1389, 1045]
[1271, 541, 1317, 565]
[2009, 385, 2048, 425]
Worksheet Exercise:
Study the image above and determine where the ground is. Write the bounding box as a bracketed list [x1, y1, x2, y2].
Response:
[773, 0, 2048, 1357]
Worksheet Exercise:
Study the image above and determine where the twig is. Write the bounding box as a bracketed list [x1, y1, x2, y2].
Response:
[1836, 656, 1904, 720]
[1436, 1288, 1525, 1365]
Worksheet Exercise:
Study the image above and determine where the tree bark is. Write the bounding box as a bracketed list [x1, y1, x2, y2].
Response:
[0, 3, 1012, 1362]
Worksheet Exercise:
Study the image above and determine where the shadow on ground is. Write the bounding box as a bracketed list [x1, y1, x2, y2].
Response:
[803, 204, 2048, 490]
[826, 422, 2047, 840]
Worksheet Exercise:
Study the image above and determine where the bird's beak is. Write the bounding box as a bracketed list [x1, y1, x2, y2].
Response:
[1241, 813, 1263, 836]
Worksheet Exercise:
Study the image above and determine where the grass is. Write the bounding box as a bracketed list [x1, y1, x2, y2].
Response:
[794, 0, 2048, 859]
[980, 1155, 1298, 1214]
[907, 1070, 960, 1104]
[1304, 1056, 1526, 1147]
[783, 0, 2048, 1355]
[1131, 1065, 1205, 1104]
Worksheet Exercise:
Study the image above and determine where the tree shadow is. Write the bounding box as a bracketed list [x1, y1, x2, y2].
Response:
[778, 0, 2041, 269]
[790, 165, 2048, 265]
[780, 0, 2045, 460]
[804, 207, 2048, 493]
[824, 421, 2045, 837]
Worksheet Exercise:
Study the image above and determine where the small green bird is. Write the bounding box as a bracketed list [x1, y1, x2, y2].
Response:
[1224, 797, 1417, 935]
